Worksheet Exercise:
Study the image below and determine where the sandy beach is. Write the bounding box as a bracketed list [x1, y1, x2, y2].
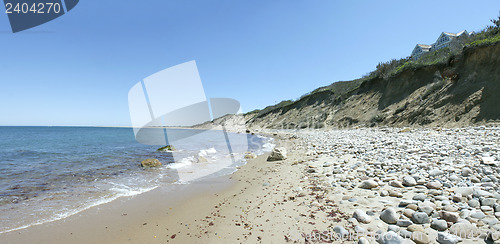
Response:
[2, 127, 500, 243]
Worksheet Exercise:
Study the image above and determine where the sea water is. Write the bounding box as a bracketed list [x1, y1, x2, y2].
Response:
[0, 126, 273, 233]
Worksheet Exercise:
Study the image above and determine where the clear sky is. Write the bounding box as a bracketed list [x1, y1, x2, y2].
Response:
[1, 0, 499, 126]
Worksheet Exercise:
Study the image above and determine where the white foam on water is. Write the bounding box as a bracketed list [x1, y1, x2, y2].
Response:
[167, 156, 194, 169]
[0, 184, 159, 234]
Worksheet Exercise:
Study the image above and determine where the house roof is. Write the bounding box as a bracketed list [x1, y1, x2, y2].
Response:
[442, 30, 468, 37]
[417, 44, 432, 48]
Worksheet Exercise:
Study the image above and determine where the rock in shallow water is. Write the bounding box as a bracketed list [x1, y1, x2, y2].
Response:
[141, 158, 162, 167]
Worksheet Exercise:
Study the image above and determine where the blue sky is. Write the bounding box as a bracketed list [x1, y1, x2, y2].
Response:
[0, 0, 499, 126]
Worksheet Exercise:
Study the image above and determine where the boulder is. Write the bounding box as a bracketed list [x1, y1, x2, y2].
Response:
[267, 147, 287, 161]
[141, 158, 162, 167]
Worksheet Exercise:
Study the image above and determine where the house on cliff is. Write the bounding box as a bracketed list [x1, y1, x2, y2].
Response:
[411, 30, 472, 60]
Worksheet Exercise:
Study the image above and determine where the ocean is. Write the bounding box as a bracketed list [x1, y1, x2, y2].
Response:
[0, 126, 273, 234]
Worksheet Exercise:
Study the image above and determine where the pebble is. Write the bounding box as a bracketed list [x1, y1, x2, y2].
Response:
[396, 219, 413, 227]
[468, 199, 480, 208]
[437, 232, 462, 244]
[412, 212, 430, 224]
[403, 209, 415, 218]
[402, 176, 417, 187]
[470, 210, 486, 219]
[390, 180, 404, 188]
[411, 231, 430, 244]
[431, 218, 448, 231]
[449, 222, 480, 238]
[426, 181, 442, 190]
[359, 180, 379, 189]
[358, 237, 370, 244]
[429, 169, 444, 177]
[407, 224, 425, 233]
[333, 226, 349, 238]
[439, 211, 459, 223]
[461, 167, 473, 177]
[378, 231, 403, 244]
[412, 193, 426, 201]
[455, 187, 473, 197]
[353, 209, 372, 224]
[380, 208, 399, 224]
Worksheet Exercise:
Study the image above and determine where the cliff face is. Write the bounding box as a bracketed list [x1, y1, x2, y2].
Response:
[247, 42, 500, 129]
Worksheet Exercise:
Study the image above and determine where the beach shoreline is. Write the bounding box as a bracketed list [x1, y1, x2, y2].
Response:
[3, 126, 500, 243]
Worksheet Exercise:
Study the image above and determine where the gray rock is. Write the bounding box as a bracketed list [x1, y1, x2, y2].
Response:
[380, 208, 399, 224]
[267, 147, 287, 161]
[353, 209, 372, 224]
[431, 219, 448, 231]
[470, 210, 485, 219]
[332, 167, 344, 174]
[459, 209, 471, 219]
[468, 199, 480, 208]
[481, 198, 496, 207]
[412, 212, 430, 224]
[413, 193, 427, 201]
[439, 211, 459, 223]
[403, 176, 417, 187]
[419, 205, 434, 216]
[398, 200, 415, 207]
[390, 180, 404, 188]
[449, 222, 480, 238]
[426, 181, 442, 189]
[411, 231, 430, 244]
[377, 231, 403, 244]
[482, 217, 500, 226]
[473, 188, 493, 198]
[388, 225, 400, 233]
[358, 237, 370, 244]
[355, 225, 367, 234]
[396, 219, 413, 227]
[429, 169, 444, 177]
[455, 187, 473, 197]
[462, 167, 473, 177]
[400, 229, 412, 238]
[359, 180, 379, 189]
[481, 205, 493, 212]
[437, 232, 461, 244]
[333, 225, 349, 238]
